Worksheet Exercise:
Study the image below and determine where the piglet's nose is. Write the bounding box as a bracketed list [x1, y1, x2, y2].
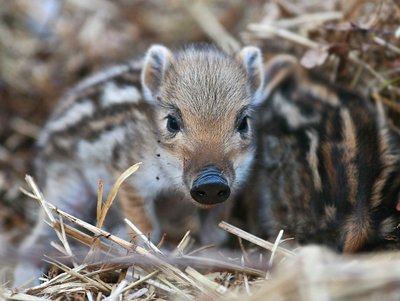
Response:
[190, 167, 230, 205]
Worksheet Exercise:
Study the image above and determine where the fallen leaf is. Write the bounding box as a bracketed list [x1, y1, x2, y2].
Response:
[300, 47, 329, 69]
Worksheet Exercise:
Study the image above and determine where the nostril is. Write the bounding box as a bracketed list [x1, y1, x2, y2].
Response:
[217, 190, 228, 197]
[196, 191, 206, 197]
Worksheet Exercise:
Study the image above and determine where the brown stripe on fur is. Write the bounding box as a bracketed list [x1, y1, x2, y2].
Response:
[115, 71, 141, 86]
[42, 104, 152, 160]
[50, 87, 101, 121]
[306, 130, 322, 191]
[324, 111, 336, 137]
[340, 109, 358, 206]
[52, 63, 142, 120]
[321, 142, 338, 194]
[342, 211, 371, 253]
[371, 100, 397, 208]
[87, 113, 131, 134]
[119, 183, 154, 236]
[300, 163, 313, 211]
[69, 102, 151, 141]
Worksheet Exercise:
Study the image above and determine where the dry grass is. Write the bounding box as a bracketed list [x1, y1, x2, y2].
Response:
[0, 167, 289, 300]
[2, 168, 400, 301]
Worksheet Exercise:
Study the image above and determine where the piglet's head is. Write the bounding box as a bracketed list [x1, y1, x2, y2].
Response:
[141, 44, 265, 207]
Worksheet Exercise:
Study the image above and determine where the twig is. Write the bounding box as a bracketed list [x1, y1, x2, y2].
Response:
[41, 258, 111, 294]
[173, 230, 192, 256]
[186, 0, 241, 54]
[372, 91, 400, 114]
[219, 221, 295, 257]
[266, 230, 284, 280]
[98, 163, 141, 228]
[10, 118, 40, 139]
[96, 179, 104, 228]
[103, 280, 127, 301]
[248, 23, 400, 95]
[373, 36, 400, 54]
[185, 267, 234, 298]
[273, 12, 343, 28]
[121, 271, 158, 294]
[248, 23, 320, 48]
[0, 291, 47, 301]
[124, 218, 164, 255]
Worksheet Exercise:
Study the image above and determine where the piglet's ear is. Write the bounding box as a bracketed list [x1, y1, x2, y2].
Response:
[141, 44, 173, 102]
[237, 46, 265, 105]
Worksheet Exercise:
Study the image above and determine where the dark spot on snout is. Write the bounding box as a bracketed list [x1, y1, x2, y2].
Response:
[190, 167, 230, 205]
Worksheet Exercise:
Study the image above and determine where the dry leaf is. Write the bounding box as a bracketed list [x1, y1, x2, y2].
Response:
[300, 47, 329, 69]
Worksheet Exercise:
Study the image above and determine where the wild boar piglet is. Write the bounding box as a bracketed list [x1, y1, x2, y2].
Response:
[14, 44, 266, 286]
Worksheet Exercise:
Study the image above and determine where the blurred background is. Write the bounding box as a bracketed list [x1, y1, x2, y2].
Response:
[0, 0, 399, 252]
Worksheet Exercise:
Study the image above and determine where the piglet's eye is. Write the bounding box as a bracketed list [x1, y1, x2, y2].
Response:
[237, 116, 249, 133]
[167, 115, 181, 133]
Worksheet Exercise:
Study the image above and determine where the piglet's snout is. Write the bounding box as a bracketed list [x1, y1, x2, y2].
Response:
[190, 167, 230, 205]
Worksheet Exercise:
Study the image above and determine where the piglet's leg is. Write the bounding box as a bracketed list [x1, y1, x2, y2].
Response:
[118, 184, 160, 244]
[14, 169, 92, 288]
